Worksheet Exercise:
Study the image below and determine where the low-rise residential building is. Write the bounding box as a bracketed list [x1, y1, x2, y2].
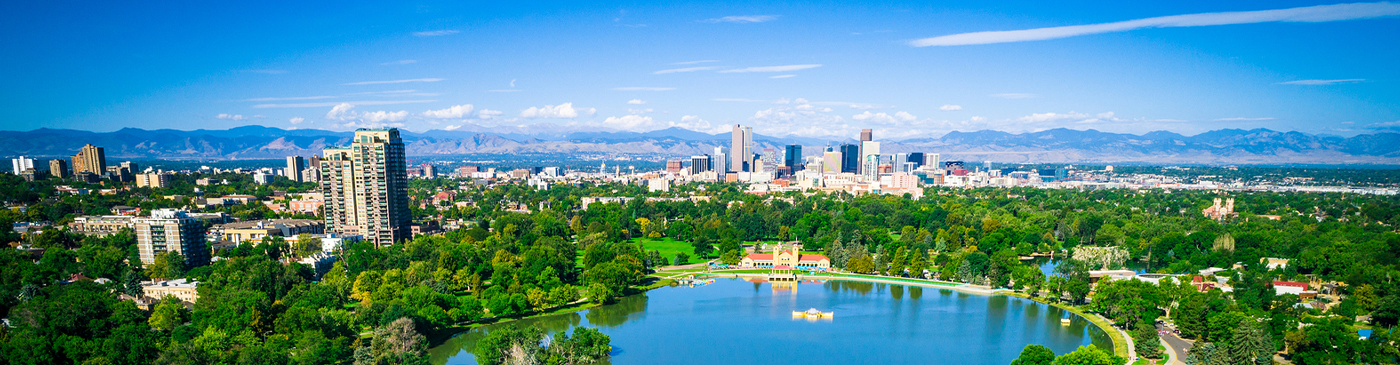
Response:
[213, 219, 324, 243]
[68, 215, 137, 236]
[141, 279, 199, 303]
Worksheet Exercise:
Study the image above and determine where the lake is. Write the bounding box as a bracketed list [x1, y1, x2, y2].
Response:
[429, 278, 1113, 365]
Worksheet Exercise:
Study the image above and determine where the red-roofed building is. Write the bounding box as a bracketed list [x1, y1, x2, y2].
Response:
[1274, 280, 1309, 295]
[740, 242, 831, 270]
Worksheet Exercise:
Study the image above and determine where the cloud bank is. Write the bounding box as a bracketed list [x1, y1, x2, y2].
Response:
[911, 2, 1400, 47]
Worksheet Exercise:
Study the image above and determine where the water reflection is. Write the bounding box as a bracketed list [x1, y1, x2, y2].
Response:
[431, 278, 1113, 365]
[586, 293, 648, 328]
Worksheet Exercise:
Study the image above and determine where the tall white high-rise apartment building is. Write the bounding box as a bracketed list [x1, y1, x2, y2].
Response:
[136, 209, 209, 267]
[320, 129, 411, 246]
[11, 156, 34, 175]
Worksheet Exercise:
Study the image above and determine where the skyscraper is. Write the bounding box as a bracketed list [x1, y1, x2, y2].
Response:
[730, 125, 753, 172]
[11, 156, 33, 175]
[860, 128, 873, 142]
[861, 141, 881, 179]
[321, 129, 411, 246]
[907, 152, 925, 168]
[823, 148, 842, 173]
[784, 145, 803, 172]
[136, 209, 209, 267]
[286, 156, 305, 182]
[72, 144, 106, 175]
[713, 147, 728, 173]
[690, 155, 711, 175]
[48, 159, 69, 179]
[839, 144, 860, 173]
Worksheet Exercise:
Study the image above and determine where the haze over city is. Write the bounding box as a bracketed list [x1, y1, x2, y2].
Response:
[5, 1, 1399, 139]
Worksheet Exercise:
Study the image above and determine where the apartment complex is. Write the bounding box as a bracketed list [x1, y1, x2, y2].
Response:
[72, 144, 107, 175]
[135, 173, 171, 188]
[320, 129, 411, 246]
[135, 209, 209, 267]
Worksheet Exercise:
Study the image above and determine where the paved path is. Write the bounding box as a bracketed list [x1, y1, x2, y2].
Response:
[1157, 323, 1191, 365]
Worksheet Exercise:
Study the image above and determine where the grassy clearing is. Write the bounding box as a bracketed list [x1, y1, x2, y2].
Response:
[631, 238, 698, 264]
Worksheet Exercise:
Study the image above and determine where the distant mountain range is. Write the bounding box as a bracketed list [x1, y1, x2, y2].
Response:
[3, 126, 1399, 165]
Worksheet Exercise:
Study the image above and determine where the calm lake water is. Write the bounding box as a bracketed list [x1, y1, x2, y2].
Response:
[429, 278, 1112, 365]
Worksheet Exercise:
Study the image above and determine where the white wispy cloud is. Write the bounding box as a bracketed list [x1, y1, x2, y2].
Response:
[1278, 79, 1365, 85]
[521, 103, 594, 119]
[444, 125, 462, 131]
[215, 114, 246, 121]
[244, 95, 335, 102]
[423, 104, 475, 119]
[1214, 117, 1274, 121]
[627, 99, 646, 105]
[613, 87, 676, 91]
[413, 30, 459, 37]
[911, 2, 1400, 47]
[252, 100, 437, 108]
[672, 60, 719, 65]
[939, 105, 963, 111]
[719, 64, 821, 73]
[342, 78, 444, 86]
[702, 15, 778, 23]
[325, 103, 409, 124]
[990, 93, 1037, 99]
[770, 75, 796, 79]
[852, 111, 918, 124]
[477, 109, 503, 119]
[653, 66, 719, 74]
[381, 60, 417, 65]
[289, 117, 306, 124]
[628, 108, 654, 115]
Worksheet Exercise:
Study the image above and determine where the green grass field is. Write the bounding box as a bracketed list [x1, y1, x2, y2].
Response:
[631, 238, 698, 265]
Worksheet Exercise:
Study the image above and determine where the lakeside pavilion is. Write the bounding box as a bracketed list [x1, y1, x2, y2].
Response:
[741, 242, 831, 271]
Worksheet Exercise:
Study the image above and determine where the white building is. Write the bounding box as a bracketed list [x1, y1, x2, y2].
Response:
[11, 156, 34, 175]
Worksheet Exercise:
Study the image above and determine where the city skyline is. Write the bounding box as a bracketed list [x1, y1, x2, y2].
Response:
[4, 1, 1399, 139]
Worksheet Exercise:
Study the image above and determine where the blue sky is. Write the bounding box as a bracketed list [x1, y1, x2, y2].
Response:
[3, 1, 1398, 139]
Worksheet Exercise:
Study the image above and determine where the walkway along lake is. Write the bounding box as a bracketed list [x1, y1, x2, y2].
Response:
[428, 278, 1113, 365]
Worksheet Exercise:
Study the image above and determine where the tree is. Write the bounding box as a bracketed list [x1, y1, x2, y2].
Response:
[1132, 324, 1163, 359]
[674, 253, 690, 266]
[146, 251, 187, 280]
[587, 283, 614, 305]
[473, 325, 544, 365]
[1372, 294, 1400, 328]
[356, 317, 429, 365]
[294, 233, 322, 259]
[1227, 319, 1273, 365]
[148, 295, 188, 332]
[1011, 344, 1056, 365]
[847, 254, 875, 274]
[1050, 345, 1119, 365]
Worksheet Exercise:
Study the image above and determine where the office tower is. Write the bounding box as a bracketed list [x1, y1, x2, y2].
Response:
[984, 161, 993, 171]
[666, 160, 683, 173]
[48, 159, 69, 179]
[690, 155, 711, 175]
[321, 129, 411, 246]
[730, 125, 753, 172]
[861, 141, 881, 179]
[121, 161, 139, 173]
[907, 152, 925, 168]
[839, 144, 860, 173]
[11, 156, 34, 175]
[823, 149, 842, 173]
[136, 209, 209, 267]
[421, 163, 436, 178]
[860, 129, 873, 142]
[713, 147, 728, 173]
[926, 153, 941, 170]
[893, 153, 907, 170]
[136, 173, 171, 188]
[286, 156, 305, 182]
[784, 145, 803, 172]
[72, 144, 107, 175]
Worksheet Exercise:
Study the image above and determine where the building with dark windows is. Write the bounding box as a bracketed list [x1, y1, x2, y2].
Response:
[784, 145, 803, 172]
[321, 129, 411, 247]
[839, 144, 860, 173]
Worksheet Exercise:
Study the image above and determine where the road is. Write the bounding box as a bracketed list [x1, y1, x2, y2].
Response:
[1157, 323, 1192, 365]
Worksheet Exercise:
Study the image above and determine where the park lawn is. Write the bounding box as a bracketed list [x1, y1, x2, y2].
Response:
[631, 238, 697, 264]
